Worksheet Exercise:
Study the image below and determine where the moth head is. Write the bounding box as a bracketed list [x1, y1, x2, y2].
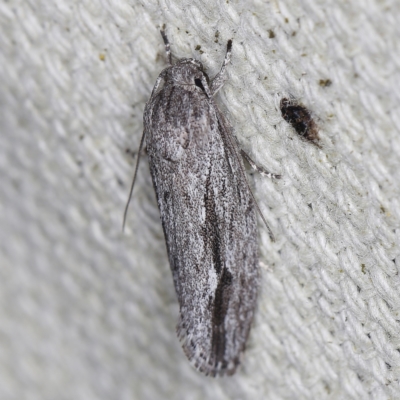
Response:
[166, 58, 210, 91]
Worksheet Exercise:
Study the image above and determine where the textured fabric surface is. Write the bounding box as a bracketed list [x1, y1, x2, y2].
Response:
[1, 0, 400, 399]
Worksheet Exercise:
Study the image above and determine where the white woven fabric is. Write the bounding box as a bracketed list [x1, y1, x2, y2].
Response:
[1, 0, 400, 399]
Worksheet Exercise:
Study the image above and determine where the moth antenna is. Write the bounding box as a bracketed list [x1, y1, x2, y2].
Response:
[160, 24, 172, 65]
[210, 39, 233, 95]
[122, 130, 147, 231]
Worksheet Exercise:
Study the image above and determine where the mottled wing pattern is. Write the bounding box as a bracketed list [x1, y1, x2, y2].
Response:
[145, 84, 258, 376]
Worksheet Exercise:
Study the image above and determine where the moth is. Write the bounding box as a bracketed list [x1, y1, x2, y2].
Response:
[280, 98, 320, 145]
[124, 27, 280, 376]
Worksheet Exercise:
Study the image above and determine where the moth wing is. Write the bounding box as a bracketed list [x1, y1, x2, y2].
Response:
[146, 87, 258, 376]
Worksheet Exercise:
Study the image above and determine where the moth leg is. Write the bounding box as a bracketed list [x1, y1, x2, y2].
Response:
[160, 24, 172, 65]
[240, 150, 281, 180]
[149, 71, 167, 99]
[210, 40, 232, 95]
[122, 129, 147, 231]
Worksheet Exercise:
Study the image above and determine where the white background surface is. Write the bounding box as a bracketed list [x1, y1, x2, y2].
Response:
[1, 0, 400, 399]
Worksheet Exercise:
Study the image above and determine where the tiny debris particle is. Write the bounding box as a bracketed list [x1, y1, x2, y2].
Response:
[361, 264, 366, 274]
[319, 79, 332, 87]
[99, 53, 106, 61]
[195, 45, 201, 51]
[268, 29, 275, 38]
[125, 148, 137, 159]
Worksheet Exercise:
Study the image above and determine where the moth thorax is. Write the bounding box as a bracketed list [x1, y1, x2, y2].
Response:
[168, 61, 208, 88]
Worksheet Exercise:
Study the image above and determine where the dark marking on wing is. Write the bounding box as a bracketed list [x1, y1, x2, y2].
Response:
[194, 78, 205, 92]
[211, 267, 233, 366]
[202, 167, 223, 275]
[163, 190, 170, 203]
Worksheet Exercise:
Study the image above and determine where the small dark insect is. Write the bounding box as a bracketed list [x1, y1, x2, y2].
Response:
[280, 98, 320, 145]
